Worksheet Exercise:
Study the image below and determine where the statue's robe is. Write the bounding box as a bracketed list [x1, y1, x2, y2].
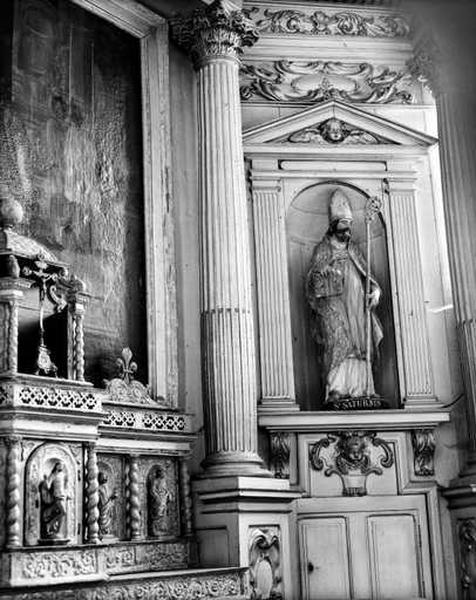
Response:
[306, 234, 383, 400]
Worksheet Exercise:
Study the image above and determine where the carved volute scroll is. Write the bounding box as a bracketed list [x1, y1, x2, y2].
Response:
[309, 431, 394, 496]
[411, 429, 436, 477]
[269, 432, 290, 479]
[249, 527, 283, 600]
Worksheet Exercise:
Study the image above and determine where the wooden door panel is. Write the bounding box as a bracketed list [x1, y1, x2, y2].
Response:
[300, 517, 352, 600]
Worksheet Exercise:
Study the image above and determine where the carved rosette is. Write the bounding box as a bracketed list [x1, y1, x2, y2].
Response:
[309, 431, 394, 496]
[171, 0, 259, 67]
[411, 429, 436, 477]
[85, 443, 99, 544]
[5, 435, 22, 547]
[269, 432, 291, 479]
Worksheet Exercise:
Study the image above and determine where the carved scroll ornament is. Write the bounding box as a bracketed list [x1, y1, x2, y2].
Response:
[269, 432, 290, 479]
[309, 431, 394, 496]
[240, 60, 413, 104]
[411, 428, 436, 477]
[249, 527, 283, 600]
[246, 7, 410, 38]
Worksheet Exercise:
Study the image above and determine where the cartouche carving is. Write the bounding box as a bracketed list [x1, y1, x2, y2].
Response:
[309, 431, 394, 496]
[240, 60, 413, 104]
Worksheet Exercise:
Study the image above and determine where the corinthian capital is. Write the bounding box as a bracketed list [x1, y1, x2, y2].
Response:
[407, 34, 442, 97]
[171, 0, 259, 67]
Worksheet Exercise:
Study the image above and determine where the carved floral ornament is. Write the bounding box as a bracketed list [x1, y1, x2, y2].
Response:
[407, 34, 441, 97]
[170, 0, 259, 67]
[244, 7, 410, 38]
[240, 60, 413, 104]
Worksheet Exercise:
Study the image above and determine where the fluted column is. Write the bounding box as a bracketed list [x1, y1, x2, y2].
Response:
[172, 1, 268, 476]
[410, 32, 476, 464]
[85, 442, 99, 544]
[5, 435, 22, 548]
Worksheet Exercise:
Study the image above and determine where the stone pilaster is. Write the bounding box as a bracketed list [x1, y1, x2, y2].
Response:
[410, 33, 476, 466]
[252, 180, 296, 409]
[5, 435, 22, 548]
[387, 176, 435, 404]
[172, 1, 268, 477]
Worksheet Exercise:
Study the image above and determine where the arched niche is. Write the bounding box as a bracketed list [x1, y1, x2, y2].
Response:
[24, 443, 78, 546]
[286, 181, 399, 409]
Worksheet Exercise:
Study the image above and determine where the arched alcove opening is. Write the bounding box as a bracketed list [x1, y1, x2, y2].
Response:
[286, 181, 399, 410]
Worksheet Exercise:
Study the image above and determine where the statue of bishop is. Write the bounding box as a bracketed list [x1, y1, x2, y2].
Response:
[306, 189, 383, 406]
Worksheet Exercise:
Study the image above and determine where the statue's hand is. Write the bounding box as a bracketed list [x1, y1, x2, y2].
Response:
[367, 287, 381, 309]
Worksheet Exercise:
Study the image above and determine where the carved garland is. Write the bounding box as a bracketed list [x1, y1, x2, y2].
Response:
[245, 7, 410, 38]
[240, 60, 413, 104]
[269, 432, 291, 479]
[411, 429, 436, 477]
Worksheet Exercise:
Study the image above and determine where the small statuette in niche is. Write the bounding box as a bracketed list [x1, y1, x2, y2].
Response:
[148, 466, 172, 537]
[39, 461, 69, 544]
[98, 471, 117, 540]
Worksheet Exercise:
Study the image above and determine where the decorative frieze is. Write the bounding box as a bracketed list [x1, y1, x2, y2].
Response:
[0, 381, 101, 411]
[309, 431, 394, 496]
[411, 429, 436, 477]
[0, 568, 247, 600]
[101, 407, 191, 433]
[249, 527, 283, 600]
[19, 549, 98, 582]
[240, 60, 413, 104]
[246, 6, 410, 38]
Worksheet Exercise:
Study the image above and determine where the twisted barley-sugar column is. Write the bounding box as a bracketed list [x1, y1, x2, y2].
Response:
[128, 455, 141, 540]
[5, 435, 22, 547]
[85, 442, 99, 543]
[179, 459, 193, 536]
[172, 0, 268, 477]
[74, 310, 85, 381]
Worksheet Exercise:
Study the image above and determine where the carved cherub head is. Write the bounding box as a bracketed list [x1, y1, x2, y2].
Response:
[339, 432, 367, 466]
[320, 118, 350, 143]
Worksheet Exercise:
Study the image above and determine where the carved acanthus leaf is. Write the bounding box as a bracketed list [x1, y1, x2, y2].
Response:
[269, 432, 290, 479]
[171, 0, 259, 66]
[240, 60, 413, 104]
[246, 7, 410, 38]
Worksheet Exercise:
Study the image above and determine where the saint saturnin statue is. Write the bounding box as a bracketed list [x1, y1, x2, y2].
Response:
[306, 189, 383, 409]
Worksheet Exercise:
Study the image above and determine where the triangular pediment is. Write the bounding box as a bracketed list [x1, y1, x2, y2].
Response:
[243, 100, 437, 148]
